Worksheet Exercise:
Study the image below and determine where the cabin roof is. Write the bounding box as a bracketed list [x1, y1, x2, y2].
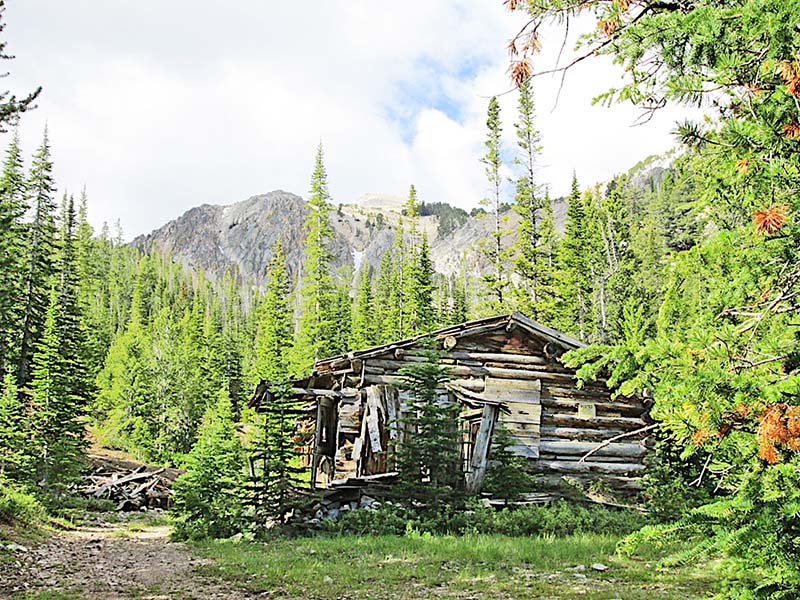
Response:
[315, 311, 585, 370]
[249, 312, 584, 411]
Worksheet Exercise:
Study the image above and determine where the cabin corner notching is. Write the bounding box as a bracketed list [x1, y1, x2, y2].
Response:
[250, 313, 651, 495]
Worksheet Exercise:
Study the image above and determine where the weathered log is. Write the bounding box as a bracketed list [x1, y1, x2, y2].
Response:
[539, 440, 646, 459]
[546, 385, 641, 404]
[540, 426, 632, 441]
[444, 364, 576, 383]
[533, 473, 644, 492]
[362, 374, 406, 386]
[529, 459, 646, 475]
[545, 413, 647, 430]
[540, 396, 645, 417]
[290, 387, 358, 398]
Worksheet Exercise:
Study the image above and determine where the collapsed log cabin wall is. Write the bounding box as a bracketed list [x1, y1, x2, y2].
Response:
[252, 313, 651, 495]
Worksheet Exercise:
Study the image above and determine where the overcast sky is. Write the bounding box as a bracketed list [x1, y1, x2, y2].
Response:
[5, 2, 694, 240]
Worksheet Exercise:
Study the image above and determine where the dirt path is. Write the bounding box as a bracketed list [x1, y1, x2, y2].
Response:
[3, 519, 261, 599]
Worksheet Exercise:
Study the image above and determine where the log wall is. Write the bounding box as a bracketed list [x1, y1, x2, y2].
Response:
[319, 326, 649, 492]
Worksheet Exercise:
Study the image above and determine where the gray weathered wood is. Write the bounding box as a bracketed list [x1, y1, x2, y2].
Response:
[530, 459, 646, 475]
[539, 440, 646, 458]
[464, 403, 500, 493]
[310, 399, 324, 489]
[547, 413, 647, 430]
[365, 386, 384, 453]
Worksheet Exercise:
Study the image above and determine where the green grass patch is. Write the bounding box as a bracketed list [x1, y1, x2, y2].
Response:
[197, 533, 717, 599]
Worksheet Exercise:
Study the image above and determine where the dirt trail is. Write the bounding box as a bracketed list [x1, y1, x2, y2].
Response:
[3, 520, 260, 599]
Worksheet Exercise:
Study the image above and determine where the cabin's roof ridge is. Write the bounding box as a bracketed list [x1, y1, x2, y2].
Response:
[314, 312, 584, 370]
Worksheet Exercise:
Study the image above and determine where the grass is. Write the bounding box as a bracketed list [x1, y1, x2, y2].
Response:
[197, 533, 717, 599]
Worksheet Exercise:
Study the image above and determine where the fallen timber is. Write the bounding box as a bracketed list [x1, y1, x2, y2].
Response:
[78, 458, 182, 511]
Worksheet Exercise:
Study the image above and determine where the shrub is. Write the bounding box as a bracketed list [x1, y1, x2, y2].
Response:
[0, 476, 45, 529]
[325, 499, 647, 538]
[170, 388, 247, 541]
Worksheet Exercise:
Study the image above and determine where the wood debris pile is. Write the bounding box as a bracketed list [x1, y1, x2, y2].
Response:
[78, 464, 181, 511]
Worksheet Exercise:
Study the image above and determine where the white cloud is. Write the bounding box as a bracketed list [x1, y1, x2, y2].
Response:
[4, 2, 697, 239]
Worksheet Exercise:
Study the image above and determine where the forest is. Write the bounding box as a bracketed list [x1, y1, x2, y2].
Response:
[2, 1, 800, 599]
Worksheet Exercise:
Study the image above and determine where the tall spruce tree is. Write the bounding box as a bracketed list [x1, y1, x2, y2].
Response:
[294, 144, 336, 373]
[0, 373, 30, 479]
[351, 263, 376, 349]
[374, 250, 394, 343]
[27, 194, 94, 492]
[17, 128, 57, 386]
[0, 130, 26, 379]
[511, 80, 552, 321]
[254, 242, 293, 382]
[478, 96, 508, 314]
[555, 173, 592, 340]
[409, 231, 435, 333]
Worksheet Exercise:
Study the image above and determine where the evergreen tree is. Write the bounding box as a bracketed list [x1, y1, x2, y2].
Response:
[387, 217, 406, 340]
[28, 287, 87, 494]
[250, 381, 308, 529]
[17, 128, 57, 386]
[351, 263, 376, 349]
[330, 266, 353, 354]
[409, 231, 435, 333]
[555, 174, 592, 340]
[0, 1, 40, 132]
[374, 250, 394, 343]
[171, 387, 246, 540]
[478, 96, 508, 314]
[0, 373, 30, 479]
[27, 194, 92, 493]
[220, 268, 245, 418]
[0, 130, 26, 379]
[253, 242, 293, 382]
[394, 340, 462, 507]
[510, 80, 554, 321]
[294, 144, 336, 373]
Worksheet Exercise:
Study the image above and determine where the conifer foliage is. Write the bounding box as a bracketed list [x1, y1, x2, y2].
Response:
[171, 387, 246, 540]
[294, 144, 337, 373]
[394, 340, 462, 507]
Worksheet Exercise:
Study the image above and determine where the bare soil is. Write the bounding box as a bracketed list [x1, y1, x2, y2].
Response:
[2, 518, 260, 600]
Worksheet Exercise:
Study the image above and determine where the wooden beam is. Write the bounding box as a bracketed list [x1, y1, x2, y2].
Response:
[289, 387, 358, 398]
[464, 403, 500, 493]
[310, 399, 324, 490]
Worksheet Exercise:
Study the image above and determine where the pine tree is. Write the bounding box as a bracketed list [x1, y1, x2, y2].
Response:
[0, 373, 31, 479]
[351, 263, 376, 349]
[478, 96, 508, 314]
[294, 144, 336, 373]
[330, 267, 353, 354]
[250, 380, 308, 530]
[387, 217, 406, 340]
[0, 1, 40, 132]
[0, 130, 26, 379]
[409, 231, 435, 333]
[374, 250, 394, 343]
[394, 339, 462, 508]
[28, 287, 87, 494]
[220, 269, 245, 418]
[27, 194, 92, 493]
[171, 387, 246, 540]
[253, 242, 293, 382]
[510, 80, 552, 320]
[17, 128, 57, 387]
[555, 173, 592, 340]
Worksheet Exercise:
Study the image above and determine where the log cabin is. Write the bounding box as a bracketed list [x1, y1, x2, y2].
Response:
[249, 312, 651, 496]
